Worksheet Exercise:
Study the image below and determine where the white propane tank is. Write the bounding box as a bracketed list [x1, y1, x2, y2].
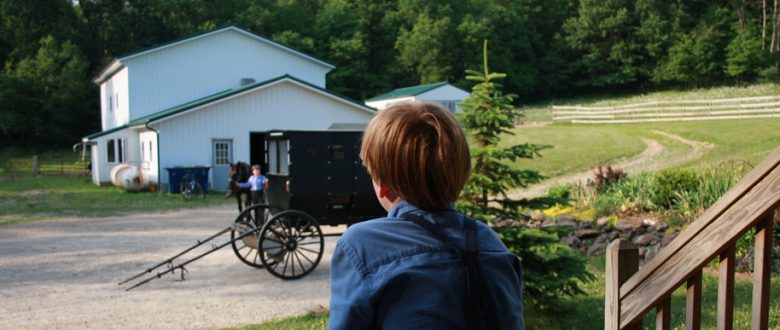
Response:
[110, 164, 150, 192]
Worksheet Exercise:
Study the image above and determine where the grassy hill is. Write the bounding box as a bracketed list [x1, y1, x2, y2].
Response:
[508, 84, 780, 181]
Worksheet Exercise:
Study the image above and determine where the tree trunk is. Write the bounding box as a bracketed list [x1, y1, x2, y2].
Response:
[772, 0, 779, 52]
[764, 0, 768, 49]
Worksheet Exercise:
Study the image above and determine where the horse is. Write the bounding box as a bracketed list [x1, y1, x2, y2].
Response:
[227, 161, 252, 212]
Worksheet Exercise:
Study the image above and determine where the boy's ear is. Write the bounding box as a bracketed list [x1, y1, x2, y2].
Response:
[378, 186, 391, 199]
[379, 185, 399, 202]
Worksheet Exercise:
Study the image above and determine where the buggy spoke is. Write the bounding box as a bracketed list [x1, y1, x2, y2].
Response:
[295, 248, 315, 265]
[293, 250, 306, 274]
[296, 241, 322, 246]
[282, 249, 291, 275]
[298, 246, 320, 254]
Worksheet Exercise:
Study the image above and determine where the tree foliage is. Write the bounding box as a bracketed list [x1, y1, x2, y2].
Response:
[457, 40, 548, 222]
[1, 0, 778, 149]
[456, 41, 592, 312]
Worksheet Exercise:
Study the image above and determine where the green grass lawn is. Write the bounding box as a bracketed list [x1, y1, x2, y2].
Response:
[0, 176, 230, 224]
[508, 83, 780, 180]
[506, 116, 780, 179]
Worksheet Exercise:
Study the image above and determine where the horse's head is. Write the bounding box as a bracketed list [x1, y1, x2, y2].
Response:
[229, 162, 250, 182]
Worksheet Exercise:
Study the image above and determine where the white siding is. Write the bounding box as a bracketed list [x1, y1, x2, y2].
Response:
[364, 96, 414, 110]
[125, 29, 330, 121]
[416, 85, 470, 113]
[152, 81, 374, 188]
[90, 130, 130, 184]
[100, 67, 129, 129]
[139, 131, 158, 184]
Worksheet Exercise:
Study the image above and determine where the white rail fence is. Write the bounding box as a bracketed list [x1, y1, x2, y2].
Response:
[552, 95, 780, 124]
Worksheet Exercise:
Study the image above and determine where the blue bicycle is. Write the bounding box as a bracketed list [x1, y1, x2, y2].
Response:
[180, 172, 205, 200]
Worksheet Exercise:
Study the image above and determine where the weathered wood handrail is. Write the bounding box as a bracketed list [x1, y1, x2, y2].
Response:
[605, 146, 780, 330]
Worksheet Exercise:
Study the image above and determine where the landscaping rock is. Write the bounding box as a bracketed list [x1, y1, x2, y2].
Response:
[653, 220, 670, 232]
[661, 232, 678, 247]
[642, 218, 657, 227]
[575, 229, 600, 239]
[614, 218, 642, 232]
[532, 212, 547, 222]
[607, 231, 620, 241]
[587, 241, 608, 256]
[596, 216, 610, 227]
[578, 221, 594, 229]
[555, 214, 577, 223]
[632, 233, 656, 246]
[540, 219, 557, 228]
[561, 234, 581, 247]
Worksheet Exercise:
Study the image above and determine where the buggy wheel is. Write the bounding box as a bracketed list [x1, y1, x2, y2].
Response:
[180, 182, 192, 200]
[231, 204, 276, 268]
[193, 181, 205, 198]
[259, 210, 324, 280]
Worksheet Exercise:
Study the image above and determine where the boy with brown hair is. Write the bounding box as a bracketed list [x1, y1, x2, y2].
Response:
[328, 101, 525, 329]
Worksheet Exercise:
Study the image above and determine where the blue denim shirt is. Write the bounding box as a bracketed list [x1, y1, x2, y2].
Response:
[328, 201, 525, 329]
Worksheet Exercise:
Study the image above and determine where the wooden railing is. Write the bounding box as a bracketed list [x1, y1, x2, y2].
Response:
[605, 146, 780, 329]
[553, 95, 780, 123]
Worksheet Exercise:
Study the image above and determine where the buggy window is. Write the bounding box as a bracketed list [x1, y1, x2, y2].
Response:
[267, 139, 289, 175]
[279, 140, 289, 174]
[268, 140, 278, 173]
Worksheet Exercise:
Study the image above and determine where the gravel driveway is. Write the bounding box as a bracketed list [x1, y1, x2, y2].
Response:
[0, 204, 342, 329]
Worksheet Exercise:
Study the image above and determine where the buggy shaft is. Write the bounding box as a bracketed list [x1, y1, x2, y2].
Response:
[125, 224, 263, 291]
[118, 226, 233, 286]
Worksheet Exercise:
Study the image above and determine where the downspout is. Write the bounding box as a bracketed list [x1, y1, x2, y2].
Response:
[145, 122, 162, 195]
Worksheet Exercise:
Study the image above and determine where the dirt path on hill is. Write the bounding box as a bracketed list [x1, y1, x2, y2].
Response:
[0, 204, 343, 330]
[509, 130, 714, 200]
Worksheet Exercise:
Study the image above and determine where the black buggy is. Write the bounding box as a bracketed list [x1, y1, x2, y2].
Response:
[121, 130, 385, 290]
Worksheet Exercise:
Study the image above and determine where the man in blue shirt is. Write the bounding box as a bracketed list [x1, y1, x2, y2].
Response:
[328, 102, 525, 329]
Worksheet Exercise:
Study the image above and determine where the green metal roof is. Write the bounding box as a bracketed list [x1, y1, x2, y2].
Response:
[82, 124, 129, 141]
[83, 75, 375, 141]
[366, 81, 449, 102]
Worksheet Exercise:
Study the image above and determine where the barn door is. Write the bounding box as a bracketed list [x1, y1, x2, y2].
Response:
[212, 139, 232, 191]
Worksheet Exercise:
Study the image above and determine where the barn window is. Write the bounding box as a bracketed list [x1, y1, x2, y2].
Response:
[115, 92, 119, 110]
[107, 139, 116, 163]
[117, 139, 125, 163]
[214, 141, 231, 165]
[108, 95, 113, 113]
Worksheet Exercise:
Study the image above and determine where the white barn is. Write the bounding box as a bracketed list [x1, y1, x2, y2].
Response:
[365, 82, 470, 113]
[83, 25, 375, 191]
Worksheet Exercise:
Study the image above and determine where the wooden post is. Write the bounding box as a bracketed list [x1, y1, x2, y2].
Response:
[32, 155, 39, 176]
[751, 215, 774, 330]
[687, 269, 703, 330]
[656, 295, 671, 330]
[718, 245, 735, 330]
[605, 239, 639, 330]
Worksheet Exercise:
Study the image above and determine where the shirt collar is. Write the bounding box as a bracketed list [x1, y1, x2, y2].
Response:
[387, 200, 457, 218]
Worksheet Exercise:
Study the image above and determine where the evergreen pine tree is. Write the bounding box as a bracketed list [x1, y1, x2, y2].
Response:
[457, 40, 547, 222]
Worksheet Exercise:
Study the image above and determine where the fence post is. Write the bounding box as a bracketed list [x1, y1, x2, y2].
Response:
[605, 239, 640, 330]
[32, 155, 39, 177]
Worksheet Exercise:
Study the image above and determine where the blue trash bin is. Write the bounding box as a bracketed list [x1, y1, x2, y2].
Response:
[166, 166, 211, 193]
